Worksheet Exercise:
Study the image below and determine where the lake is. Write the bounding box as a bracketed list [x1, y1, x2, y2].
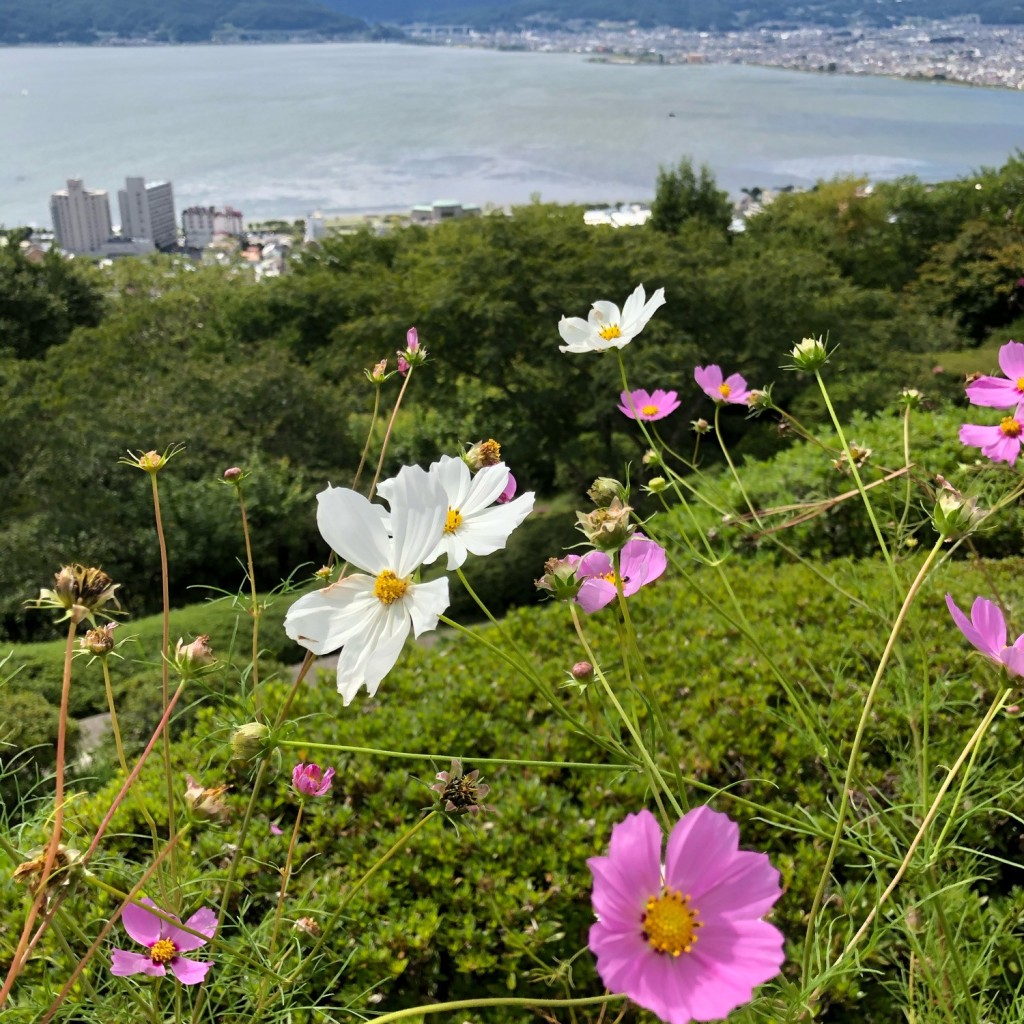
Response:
[2, 42, 1024, 227]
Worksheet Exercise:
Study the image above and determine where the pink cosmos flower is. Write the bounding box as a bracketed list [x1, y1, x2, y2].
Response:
[959, 408, 1024, 464]
[618, 389, 681, 422]
[965, 341, 1024, 409]
[292, 762, 335, 798]
[588, 807, 784, 1024]
[575, 535, 667, 614]
[694, 365, 750, 406]
[110, 898, 216, 985]
[497, 472, 516, 504]
[945, 593, 1024, 677]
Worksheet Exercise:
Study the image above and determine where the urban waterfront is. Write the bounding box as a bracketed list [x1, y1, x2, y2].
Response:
[3, 42, 1024, 228]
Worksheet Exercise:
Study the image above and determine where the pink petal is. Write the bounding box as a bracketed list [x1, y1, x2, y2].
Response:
[605, 809, 663, 900]
[166, 907, 217, 952]
[1001, 639, 1024, 678]
[170, 956, 212, 985]
[965, 376, 1021, 408]
[997, 340, 1024, 380]
[121, 898, 164, 947]
[694, 365, 722, 400]
[577, 577, 616, 613]
[959, 422, 1000, 450]
[588, 922, 656, 993]
[969, 596, 1009, 655]
[621, 537, 667, 594]
[982, 432, 1022, 464]
[578, 551, 612, 578]
[664, 806, 741, 899]
[689, 849, 782, 920]
[111, 949, 165, 978]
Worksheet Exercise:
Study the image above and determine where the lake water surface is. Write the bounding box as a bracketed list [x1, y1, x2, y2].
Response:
[2, 42, 1024, 226]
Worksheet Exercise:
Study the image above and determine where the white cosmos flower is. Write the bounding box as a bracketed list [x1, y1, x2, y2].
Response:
[380, 456, 535, 571]
[284, 465, 449, 705]
[557, 283, 666, 354]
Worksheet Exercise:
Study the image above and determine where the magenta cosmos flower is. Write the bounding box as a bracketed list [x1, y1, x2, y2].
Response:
[588, 807, 784, 1024]
[959, 408, 1024, 465]
[619, 389, 681, 422]
[694, 365, 750, 406]
[292, 762, 335, 797]
[110, 898, 216, 984]
[946, 594, 1024, 677]
[576, 535, 667, 614]
[965, 340, 1024, 409]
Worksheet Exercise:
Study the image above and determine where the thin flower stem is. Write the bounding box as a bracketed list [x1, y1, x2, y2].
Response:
[101, 656, 164, 885]
[365, 994, 624, 1023]
[713, 403, 763, 529]
[822, 688, 1009, 987]
[258, 802, 304, 1010]
[285, 812, 439, 988]
[235, 480, 262, 708]
[276, 739, 634, 773]
[801, 535, 946, 987]
[569, 604, 683, 820]
[352, 384, 382, 494]
[0, 619, 76, 1010]
[368, 365, 414, 500]
[897, 405, 914, 537]
[274, 649, 316, 726]
[814, 370, 897, 580]
[150, 472, 179, 893]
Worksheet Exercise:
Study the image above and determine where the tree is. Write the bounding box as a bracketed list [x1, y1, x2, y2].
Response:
[649, 157, 733, 235]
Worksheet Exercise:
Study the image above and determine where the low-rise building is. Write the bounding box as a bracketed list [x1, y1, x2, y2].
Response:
[410, 200, 482, 225]
[182, 205, 244, 249]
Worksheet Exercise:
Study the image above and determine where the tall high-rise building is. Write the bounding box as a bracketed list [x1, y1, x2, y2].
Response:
[118, 176, 177, 250]
[50, 179, 112, 255]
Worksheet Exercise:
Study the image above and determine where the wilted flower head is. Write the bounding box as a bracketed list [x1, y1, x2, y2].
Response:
[588, 808, 784, 1024]
[787, 335, 829, 371]
[899, 388, 923, 409]
[431, 759, 489, 815]
[110, 898, 216, 985]
[642, 448, 662, 465]
[230, 722, 271, 766]
[175, 635, 215, 672]
[577, 497, 634, 552]
[34, 564, 120, 625]
[293, 916, 321, 937]
[313, 565, 333, 582]
[832, 442, 873, 474]
[746, 388, 772, 412]
[364, 358, 392, 385]
[184, 775, 230, 823]
[12, 844, 87, 902]
[535, 555, 582, 601]
[292, 762, 335, 798]
[933, 488, 986, 540]
[587, 477, 628, 507]
[558, 284, 666, 355]
[463, 438, 502, 471]
[79, 622, 119, 657]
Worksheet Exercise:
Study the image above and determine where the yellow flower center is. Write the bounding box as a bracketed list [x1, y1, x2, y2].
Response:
[373, 570, 409, 605]
[149, 938, 176, 964]
[641, 404, 659, 416]
[642, 886, 701, 957]
[598, 324, 622, 341]
[1016, 377, 1024, 391]
[601, 571, 616, 584]
[1000, 416, 1022, 438]
[445, 508, 463, 534]
[717, 383, 732, 398]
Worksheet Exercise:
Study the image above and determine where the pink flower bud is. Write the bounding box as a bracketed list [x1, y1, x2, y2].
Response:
[497, 472, 517, 504]
[407, 327, 419, 352]
[224, 467, 242, 481]
[571, 661, 594, 682]
[292, 762, 335, 798]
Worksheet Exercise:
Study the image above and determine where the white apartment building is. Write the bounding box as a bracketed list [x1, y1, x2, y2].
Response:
[50, 179, 112, 255]
[181, 205, 244, 249]
[118, 177, 177, 250]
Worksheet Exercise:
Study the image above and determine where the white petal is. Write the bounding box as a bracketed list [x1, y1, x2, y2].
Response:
[441, 533, 470, 570]
[316, 487, 390, 574]
[284, 577, 379, 655]
[431, 455, 472, 508]
[408, 577, 450, 637]
[461, 463, 510, 515]
[558, 316, 592, 347]
[335, 604, 410, 703]
[622, 285, 665, 338]
[457, 493, 535, 561]
[385, 465, 449, 577]
[588, 300, 621, 327]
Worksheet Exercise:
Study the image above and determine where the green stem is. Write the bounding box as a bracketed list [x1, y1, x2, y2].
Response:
[352, 385, 382, 494]
[369, 365, 414, 500]
[286, 811, 438, 986]
[569, 604, 683, 819]
[367, 994, 623, 1024]
[276, 739, 632, 772]
[236, 481, 262, 708]
[801, 536, 945, 987]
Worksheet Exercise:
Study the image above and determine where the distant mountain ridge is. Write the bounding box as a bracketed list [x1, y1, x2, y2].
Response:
[0, 0, 369, 44]
[321, 0, 1024, 28]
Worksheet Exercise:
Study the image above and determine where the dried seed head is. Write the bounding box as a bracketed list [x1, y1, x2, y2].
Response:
[80, 622, 118, 657]
[464, 438, 502, 471]
[431, 759, 490, 816]
[33, 564, 120, 625]
[12, 844, 87, 902]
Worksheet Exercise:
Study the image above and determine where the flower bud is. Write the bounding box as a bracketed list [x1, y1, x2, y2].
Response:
[292, 762, 335, 798]
[535, 555, 582, 601]
[641, 448, 662, 466]
[175, 634, 215, 670]
[230, 722, 271, 765]
[223, 466, 243, 482]
[933, 491, 985, 541]
[690, 418, 711, 435]
[576, 498, 634, 552]
[571, 661, 594, 682]
[788, 335, 829, 371]
[644, 476, 668, 495]
[80, 622, 118, 657]
[497, 473, 517, 504]
[899, 388, 923, 409]
[587, 477, 627, 507]
[463, 438, 502, 471]
[313, 565, 333, 582]
[397, 326, 427, 369]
